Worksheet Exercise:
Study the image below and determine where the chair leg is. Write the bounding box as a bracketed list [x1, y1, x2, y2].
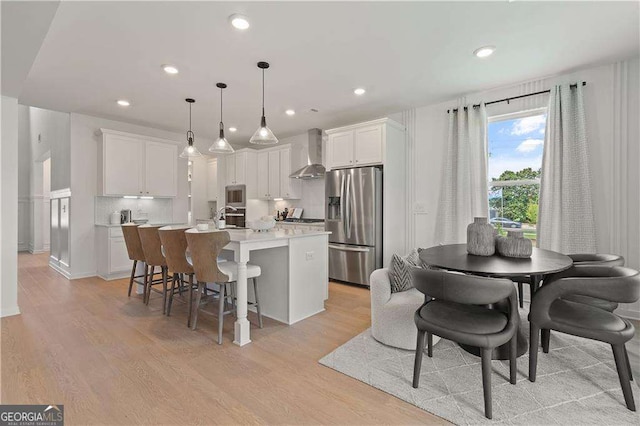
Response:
[253, 278, 263, 329]
[162, 267, 168, 315]
[218, 283, 226, 345]
[178, 273, 184, 295]
[517, 282, 524, 308]
[413, 330, 426, 388]
[143, 264, 150, 304]
[529, 325, 540, 382]
[167, 273, 178, 316]
[187, 274, 194, 328]
[191, 282, 204, 331]
[427, 332, 433, 357]
[510, 334, 517, 384]
[128, 260, 137, 297]
[624, 346, 633, 381]
[146, 266, 155, 306]
[481, 348, 493, 419]
[541, 329, 550, 353]
[612, 344, 636, 411]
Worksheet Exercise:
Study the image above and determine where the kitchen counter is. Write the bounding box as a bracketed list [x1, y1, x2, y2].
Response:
[95, 222, 185, 228]
[184, 226, 330, 346]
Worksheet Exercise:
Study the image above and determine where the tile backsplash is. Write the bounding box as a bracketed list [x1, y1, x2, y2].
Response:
[95, 197, 173, 224]
[269, 178, 325, 219]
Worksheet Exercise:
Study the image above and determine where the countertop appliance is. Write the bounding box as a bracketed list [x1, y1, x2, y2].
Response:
[325, 166, 382, 286]
[120, 209, 132, 224]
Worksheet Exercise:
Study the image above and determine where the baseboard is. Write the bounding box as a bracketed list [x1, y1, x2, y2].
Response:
[29, 248, 48, 254]
[0, 306, 21, 318]
[69, 271, 98, 280]
[97, 271, 130, 281]
[49, 261, 71, 279]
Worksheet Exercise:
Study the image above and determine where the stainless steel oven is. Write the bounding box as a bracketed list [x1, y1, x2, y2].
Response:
[225, 185, 246, 208]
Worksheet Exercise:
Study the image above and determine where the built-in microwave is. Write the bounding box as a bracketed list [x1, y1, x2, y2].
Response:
[225, 184, 246, 208]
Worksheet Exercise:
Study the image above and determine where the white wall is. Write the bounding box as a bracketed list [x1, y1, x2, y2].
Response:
[1, 96, 20, 317]
[69, 113, 196, 278]
[396, 57, 640, 319]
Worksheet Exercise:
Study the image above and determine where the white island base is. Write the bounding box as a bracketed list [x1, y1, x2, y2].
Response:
[185, 227, 330, 346]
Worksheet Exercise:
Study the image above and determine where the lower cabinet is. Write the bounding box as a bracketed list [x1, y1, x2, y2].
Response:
[97, 226, 133, 280]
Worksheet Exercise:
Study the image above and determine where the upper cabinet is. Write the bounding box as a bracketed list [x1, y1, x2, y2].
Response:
[220, 149, 257, 199]
[206, 158, 218, 201]
[99, 129, 178, 197]
[326, 118, 404, 170]
[255, 145, 301, 200]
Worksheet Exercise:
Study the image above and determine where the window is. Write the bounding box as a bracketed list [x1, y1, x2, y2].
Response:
[487, 109, 547, 246]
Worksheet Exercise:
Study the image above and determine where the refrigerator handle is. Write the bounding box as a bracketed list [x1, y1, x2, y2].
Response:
[340, 174, 346, 235]
[329, 244, 370, 252]
[345, 173, 352, 238]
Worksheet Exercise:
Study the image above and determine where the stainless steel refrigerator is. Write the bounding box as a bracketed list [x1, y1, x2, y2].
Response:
[325, 167, 382, 286]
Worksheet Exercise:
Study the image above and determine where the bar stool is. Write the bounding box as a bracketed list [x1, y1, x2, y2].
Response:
[158, 226, 199, 327]
[185, 230, 263, 344]
[138, 225, 172, 314]
[121, 224, 148, 298]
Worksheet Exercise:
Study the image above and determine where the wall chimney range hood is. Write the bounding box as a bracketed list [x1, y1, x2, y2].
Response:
[289, 128, 325, 179]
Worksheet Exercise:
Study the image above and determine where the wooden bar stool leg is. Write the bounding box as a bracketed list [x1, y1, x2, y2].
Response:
[143, 264, 150, 304]
[167, 273, 178, 316]
[253, 278, 263, 329]
[146, 266, 155, 306]
[191, 282, 204, 331]
[128, 260, 137, 297]
[162, 266, 168, 315]
[218, 283, 226, 344]
[187, 274, 194, 328]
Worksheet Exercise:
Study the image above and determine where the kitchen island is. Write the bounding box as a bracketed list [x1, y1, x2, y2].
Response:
[184, 227, 330, 346]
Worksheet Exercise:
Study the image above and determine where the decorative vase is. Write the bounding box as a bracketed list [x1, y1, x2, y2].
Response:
[497, 230, 533, 258]
[466, 217, 496, 256]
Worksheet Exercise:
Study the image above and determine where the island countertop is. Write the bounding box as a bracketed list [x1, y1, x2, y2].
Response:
[183, 227, 331, 242]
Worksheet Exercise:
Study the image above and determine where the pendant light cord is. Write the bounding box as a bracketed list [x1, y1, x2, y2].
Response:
[220, 86, 223, 123]
[189, 102, 192, 131]
[262, 68, 265, 116]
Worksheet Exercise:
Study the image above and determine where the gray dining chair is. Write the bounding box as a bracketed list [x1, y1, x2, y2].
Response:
[529, 265, 639, 411]
[412, 268, 519, 419]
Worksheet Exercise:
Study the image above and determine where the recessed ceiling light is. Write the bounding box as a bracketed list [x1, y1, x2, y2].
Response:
[285, 109, 295, 116]
[162, 64, 179, 74]
[229, 127, 237, 132]
[229, 14, 250, 30]
[117, 100, 130, 107]
[354, 88, 366, 96]
[473, 46, 495, 58]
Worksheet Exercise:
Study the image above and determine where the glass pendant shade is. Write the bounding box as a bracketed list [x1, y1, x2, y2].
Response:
[179, 130, 203, 159]
[250, 62, 278, 145]
[209, 123, 235, 154]
[249, 114, 278, 145]
[180, 98, 202, 158]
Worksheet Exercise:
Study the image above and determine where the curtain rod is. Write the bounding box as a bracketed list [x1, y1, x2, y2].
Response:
[447, 81, 586, 113]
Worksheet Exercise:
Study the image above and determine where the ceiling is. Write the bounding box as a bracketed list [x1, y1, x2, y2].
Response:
[4, 1, 639, 149]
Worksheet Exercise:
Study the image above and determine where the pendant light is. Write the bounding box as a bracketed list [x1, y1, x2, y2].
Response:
[249, 61, 278, 145]
[179, 98, 203, 159]
[209, 83, 235, 154]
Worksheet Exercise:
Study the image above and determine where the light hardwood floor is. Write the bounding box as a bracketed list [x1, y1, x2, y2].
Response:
[1, 253, 447, 425]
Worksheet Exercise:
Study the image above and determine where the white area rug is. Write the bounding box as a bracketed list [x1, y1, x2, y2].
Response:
[319, 312, 640, 424]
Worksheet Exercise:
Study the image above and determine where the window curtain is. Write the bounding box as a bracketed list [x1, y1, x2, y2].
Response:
[435, 104, 488, 244]
[538, 82, 596, 253]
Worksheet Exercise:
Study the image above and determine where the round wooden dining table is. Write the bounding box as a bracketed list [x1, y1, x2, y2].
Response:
[418, 243, 573, 359]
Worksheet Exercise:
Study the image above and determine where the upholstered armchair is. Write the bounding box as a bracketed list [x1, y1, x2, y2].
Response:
[370, 268, 428, 350]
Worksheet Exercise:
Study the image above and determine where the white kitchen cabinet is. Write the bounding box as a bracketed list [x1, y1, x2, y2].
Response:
[256, 146, 301, 200]
[326, 118, 403, 171]
[96, 226, 134, 280]
[144, 141, 177, 196]
[354, 124, 384, 166]
[207, 158, 218, 201]
[219, 149, 257, 198]
[268, 151, 280, 198]
[327, 131, 355, 168]
[99, 129, 178, 197]
[279, 147, 301, 199]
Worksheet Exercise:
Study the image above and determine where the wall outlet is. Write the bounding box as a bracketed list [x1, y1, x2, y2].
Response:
[305, 251, 314, 261]
[414, 202, 426, 213]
